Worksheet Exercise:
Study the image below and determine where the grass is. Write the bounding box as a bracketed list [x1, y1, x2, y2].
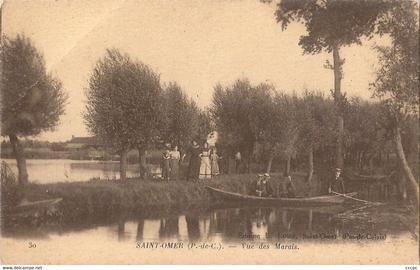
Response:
[5, 172, 319, 225]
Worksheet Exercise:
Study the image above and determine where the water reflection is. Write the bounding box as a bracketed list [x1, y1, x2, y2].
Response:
[2, 205, 415, 243]
[136, 219, 144, 241]
[185, 215, 200, 241]
[159, 218, 179, 239]
[118, 220, 126, 241]
[122, 206, 414, 242]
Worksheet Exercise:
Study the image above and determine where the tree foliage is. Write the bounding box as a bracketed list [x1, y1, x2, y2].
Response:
[296, 91, 335, 153]
[275, 0, 393, 53]
[274, 0, 396, 170]
[264, 92, 299, 161]
[195, 109, 213, 143]
[372, 0, 419, 120]
[1, 34, 67, 186]
[1, 35, 67, 136]
[371, 1, 419, 203]
[84, 49, 163, 152]
[162, 82, 205, 148]
[344, 98, 392, 170]
[211, 79, 273, 157]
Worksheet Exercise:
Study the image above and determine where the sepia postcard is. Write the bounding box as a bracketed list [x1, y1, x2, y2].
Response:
[0, 0, 419, 266]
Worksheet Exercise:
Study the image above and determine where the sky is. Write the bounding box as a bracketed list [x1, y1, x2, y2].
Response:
[3, 0, 385, 142]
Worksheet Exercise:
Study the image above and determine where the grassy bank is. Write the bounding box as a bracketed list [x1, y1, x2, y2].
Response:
[6, 172, 320, 225]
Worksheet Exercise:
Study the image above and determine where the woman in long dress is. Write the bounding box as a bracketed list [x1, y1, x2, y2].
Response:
[170, 145, 181, 180]
[199, 143, 211, 179]
[210, 148, 220, 176]
[187, 140, 201, 181]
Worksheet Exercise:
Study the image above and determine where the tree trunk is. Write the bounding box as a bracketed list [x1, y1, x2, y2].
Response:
[378, 151, 382, 167]
[368, 155, 374, 172]
[247, 148, 252, 173]
[225, 156, 230, 175]
[333, 45, 344, 170]
[394, 125, 419, 205]
[138, 146, 147, 179]
[266, 152, 274, 174]
[307, 146, 314, 183]
[119, 148, 128, 181]
[358, 151, 362, 170]
[9, 134, 28, 186]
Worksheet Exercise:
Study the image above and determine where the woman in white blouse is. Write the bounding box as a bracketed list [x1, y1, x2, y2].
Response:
[170, 145, 181, 180]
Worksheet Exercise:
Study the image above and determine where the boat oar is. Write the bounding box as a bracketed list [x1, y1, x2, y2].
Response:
[331, 191, 383, 205]
[337, 204, 376, 217]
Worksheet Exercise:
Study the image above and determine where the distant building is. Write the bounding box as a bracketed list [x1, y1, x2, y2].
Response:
[66, 136, 100, 150]
[66, 136, 107, 160]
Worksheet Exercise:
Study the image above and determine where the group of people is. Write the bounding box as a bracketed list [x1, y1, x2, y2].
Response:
[160, 140, 346, 198]
[160, 145, 183, 181]
[160, 140, 221, 181]
[251, 168, 346, 198]
[186, 140, 221, 181]
[251, 173, 297, 198]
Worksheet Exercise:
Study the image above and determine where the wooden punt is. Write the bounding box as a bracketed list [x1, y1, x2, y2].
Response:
[9, 198, 63, 218]
[206, 186, 357, 206]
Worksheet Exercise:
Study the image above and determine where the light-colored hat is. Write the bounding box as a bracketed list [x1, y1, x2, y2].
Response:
[264, 173, 270, 177]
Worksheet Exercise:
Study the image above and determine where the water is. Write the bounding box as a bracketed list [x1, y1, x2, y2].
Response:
[2, 159, 161, 183]
[2, 205, 416, 242]
[1, 159, 418, 263]
[1, 205, 417, 264]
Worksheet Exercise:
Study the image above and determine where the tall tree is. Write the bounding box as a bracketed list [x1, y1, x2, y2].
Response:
[1, 35, 67, 186]
[296, 91, 335, 182]
[263, 92, 299, 174]
[275, 0, 393, 169]
[211, 79, 273, 171]
[84, 49, 163, 180]
[372, 1, 419, 204]
[195, 109, 213, 143]
[162, 82, 204, 149]
[344, 98, 391, 171]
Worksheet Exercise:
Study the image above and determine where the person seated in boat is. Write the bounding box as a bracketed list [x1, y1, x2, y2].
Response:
[252, 173, 274, 197]
[328, 168, 345, 194]
[280, 173, 296, 198]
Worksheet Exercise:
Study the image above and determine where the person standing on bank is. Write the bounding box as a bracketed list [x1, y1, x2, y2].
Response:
[210, 148, 220, 176]
[187, 140, 201, 181]
[199, 143, 211, 179]
[170, 145, 181, 181]
[281, 173, 297, 198]
[161, 149, 171, 181]
[235, 151, 242, 174]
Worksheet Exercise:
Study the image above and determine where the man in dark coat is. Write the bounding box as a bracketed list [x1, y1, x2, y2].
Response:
[329, 168, 345, 194]
[250, 173, 274, 197]
[187, 140, 201, 181]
